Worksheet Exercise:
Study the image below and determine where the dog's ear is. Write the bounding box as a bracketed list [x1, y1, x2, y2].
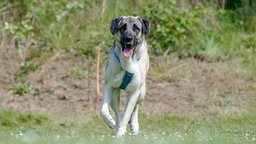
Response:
[139, 18, 150, 35]
[110, 18, 120, 35]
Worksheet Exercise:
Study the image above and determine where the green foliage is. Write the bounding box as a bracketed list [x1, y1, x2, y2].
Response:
[0, 0, 21, 7]
[1, 0, 256, 60]
[141, 0, 256, 58]
[22, 0, 105, 56]
[9, 83, 29, 96]
[142, 0, 200, 54]
[9, 83, 40, 97]
[14, 60, 38, 80]
[0, 2, 6, 8]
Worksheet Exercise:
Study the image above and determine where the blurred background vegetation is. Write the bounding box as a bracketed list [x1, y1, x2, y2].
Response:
[1, 0, 255, 57]
[0, 0, 255, 97]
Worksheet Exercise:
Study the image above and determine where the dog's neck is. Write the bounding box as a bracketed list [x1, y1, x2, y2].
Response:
[114, 40, 146, 73]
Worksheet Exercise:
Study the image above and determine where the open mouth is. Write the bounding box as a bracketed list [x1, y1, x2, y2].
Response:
[123, 44, 134, 57]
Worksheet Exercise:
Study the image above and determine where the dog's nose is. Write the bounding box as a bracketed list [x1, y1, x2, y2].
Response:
[124, 35, 133, 42]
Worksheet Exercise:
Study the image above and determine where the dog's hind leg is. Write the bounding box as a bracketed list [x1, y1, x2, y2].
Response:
[129, 83, 146, 135]
[116, 90, 140, 137]
[129, 105, 139, 135]
[100, 84, 116, 129]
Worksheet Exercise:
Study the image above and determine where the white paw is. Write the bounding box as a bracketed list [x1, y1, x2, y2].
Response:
[102, 117, 116, 129]
[130, 121, 139, 135]
[116, 127, 126, 137]
[131, 129, 139, 135]
[130, 126, 139, 135]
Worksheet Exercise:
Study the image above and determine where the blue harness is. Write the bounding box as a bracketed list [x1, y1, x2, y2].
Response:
[113, 50, 141, 90]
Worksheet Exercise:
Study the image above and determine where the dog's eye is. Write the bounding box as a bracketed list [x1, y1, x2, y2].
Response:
[133, 24, 140, 33]
[119, 24, 127, 33]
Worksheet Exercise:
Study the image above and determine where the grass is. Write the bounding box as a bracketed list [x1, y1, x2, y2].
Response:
[0, 109, 49, 127]
[0, 109, 255, 144]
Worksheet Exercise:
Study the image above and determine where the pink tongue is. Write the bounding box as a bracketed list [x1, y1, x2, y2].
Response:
[123, 46, 133, 57]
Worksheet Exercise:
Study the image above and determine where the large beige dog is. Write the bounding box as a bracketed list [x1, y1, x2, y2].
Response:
[100, 16, 150, 137]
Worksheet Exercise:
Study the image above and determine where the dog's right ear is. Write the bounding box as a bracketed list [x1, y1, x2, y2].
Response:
[110, 18, 120, 35]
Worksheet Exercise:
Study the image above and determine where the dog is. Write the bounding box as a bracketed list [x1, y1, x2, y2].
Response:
[100, 16, 150, 137]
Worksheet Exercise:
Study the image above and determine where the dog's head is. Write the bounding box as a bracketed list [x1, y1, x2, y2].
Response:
[110, 16, 150, 57]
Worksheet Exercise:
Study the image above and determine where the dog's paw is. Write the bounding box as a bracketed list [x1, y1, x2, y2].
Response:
[102, 116, 116, 129]
[130, 128, 139, 135]
[116, 127, 126, 137]
[105, 119, 116, 129]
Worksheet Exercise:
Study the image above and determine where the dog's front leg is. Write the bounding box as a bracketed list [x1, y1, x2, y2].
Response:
[110, 89, 121, 131]
[100, 83, 116, 129]
[116, 90, 140, 137]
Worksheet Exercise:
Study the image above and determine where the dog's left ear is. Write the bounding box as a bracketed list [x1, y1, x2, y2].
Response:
[110, 18, 120, 35]
[139, 18, 150, 35]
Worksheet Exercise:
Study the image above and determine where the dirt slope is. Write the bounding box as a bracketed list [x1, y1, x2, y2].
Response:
[0, 52, 255, 121]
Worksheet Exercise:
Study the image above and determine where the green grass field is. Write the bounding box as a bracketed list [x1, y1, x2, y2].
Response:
[0, 110, 255, 144]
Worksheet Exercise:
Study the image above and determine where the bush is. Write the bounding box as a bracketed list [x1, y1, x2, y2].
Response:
[2, 0, 256, 59]
[141, 0, 256, 59]
[142, 0, 200, 55]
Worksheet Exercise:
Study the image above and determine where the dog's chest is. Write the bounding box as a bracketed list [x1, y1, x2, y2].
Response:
[114, 71, 141, 91]
[112, 67, 142, 91]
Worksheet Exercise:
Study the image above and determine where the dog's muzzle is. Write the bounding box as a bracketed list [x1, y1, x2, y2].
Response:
[122, 35, 136, 57]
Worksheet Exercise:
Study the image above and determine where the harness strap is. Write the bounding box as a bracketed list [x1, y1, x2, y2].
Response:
[113, 50, 121, 63]
[113, 50, 141, 90]
[119, 71, 133, 90]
